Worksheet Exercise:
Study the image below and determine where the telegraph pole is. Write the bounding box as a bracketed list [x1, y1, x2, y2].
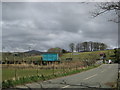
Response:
[2, 47, 5, 64]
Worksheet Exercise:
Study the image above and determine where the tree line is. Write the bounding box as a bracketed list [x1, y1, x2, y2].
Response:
[69, 41, 107, 52]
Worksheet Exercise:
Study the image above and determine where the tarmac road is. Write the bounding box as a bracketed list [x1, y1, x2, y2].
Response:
[16, 64, 118, 89]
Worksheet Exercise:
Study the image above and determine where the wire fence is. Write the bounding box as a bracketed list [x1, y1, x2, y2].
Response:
[2, 59, 97, 82]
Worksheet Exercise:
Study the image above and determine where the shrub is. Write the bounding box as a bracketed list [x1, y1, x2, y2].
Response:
[2, 80, 14, 88]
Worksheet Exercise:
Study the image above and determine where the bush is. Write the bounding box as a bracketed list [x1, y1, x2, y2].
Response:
[2, 80, 14, 88]
[2, 81, 9, 88]
[30, 76, 38, 82]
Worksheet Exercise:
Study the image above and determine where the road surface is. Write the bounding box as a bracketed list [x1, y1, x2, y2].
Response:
[16, 64, 118, 89]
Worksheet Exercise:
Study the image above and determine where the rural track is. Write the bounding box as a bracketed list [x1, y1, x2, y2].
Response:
[16, 64, 118, 89]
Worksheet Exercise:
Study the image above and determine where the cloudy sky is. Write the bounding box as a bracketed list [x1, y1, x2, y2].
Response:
[2, 2, 118, 52]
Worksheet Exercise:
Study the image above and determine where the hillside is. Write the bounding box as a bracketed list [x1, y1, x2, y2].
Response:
[2, 49, 115, 63]
[60, 49, 115, 62]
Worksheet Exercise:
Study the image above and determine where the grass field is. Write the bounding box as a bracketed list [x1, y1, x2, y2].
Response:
[2, 68, 64, 81]
[2, 49, 114, 62]
[2, 65, 100, 88]
[60, 49, 114, 61]
[2, 54, 42, 62]
[2, 62, 81, 81]
[2, 49, 115, 81]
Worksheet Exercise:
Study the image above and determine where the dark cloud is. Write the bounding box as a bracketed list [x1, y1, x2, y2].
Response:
[0, 2, 2, 52]
[2, 2, 118, 52]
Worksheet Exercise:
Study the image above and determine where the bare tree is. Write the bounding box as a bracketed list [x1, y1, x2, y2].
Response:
[89, 41, 93, 51]
[76, 43, 80, 52]
[81, 42, 89, 51]
[69, 43, 75, 52]
[78, 41, 107, 51]
[92, 2, 120, 23]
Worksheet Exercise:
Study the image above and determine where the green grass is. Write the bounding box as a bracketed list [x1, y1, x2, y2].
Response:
[2, 49, 115, 62]
[2, 54, 42, 62]
[2, 65, 100, 88]
[60, 49, 115, 61]
[1, 49, 116, 88]
[2, 64, 100, 81]
[2, 49, 115, 81]
[2, 65, 97, 81]
[2, 68, 63, 81]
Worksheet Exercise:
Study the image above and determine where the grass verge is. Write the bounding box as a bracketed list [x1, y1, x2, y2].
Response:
[2, 64, 100, 88]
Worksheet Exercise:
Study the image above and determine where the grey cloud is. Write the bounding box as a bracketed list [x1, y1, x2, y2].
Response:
[2, 2, 118, 52]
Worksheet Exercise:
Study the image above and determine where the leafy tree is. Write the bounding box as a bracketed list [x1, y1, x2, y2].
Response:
[100, 43, 107, 50]
[62, 49, 68, 53]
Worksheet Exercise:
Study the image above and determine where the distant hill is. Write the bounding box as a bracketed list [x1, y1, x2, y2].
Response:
[24, 50, 55, 55]
[25, 50, 42, 55]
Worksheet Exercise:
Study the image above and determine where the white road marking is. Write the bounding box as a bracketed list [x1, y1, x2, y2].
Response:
[62, 85, 70, 88]
[83, 74, 97, 80]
